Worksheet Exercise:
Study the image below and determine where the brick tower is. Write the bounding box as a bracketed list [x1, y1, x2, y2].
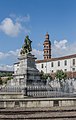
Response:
[43, 33, 51, 60]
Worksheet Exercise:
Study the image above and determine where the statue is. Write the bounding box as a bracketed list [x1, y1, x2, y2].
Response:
[20, 35, 32, 55]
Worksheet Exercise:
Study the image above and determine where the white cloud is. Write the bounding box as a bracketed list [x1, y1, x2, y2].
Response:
[0, 49, 20, 60]
[15, 14, 30, 23]
[66, 42, 76, 55]
[0, 52, 5, 59]
[54, 39, 67, 49]
[0, 49, 20, 71]
[0, 48, 20, 71]
[0, 14, 31, 37]
[8, 49, 20, 56]
[10, 14, 31, 34]
[0, 18, 22, 37]
[32, 48, 43, 60]
[10, 14, 30, 23]
[52, 40, 76, 57]
[0, 65, 13, 71]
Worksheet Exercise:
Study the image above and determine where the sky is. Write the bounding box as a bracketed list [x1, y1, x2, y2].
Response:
[0, 0, 76, 70]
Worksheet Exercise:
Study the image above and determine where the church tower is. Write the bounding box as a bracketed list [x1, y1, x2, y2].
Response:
[43, 33, 51, 60]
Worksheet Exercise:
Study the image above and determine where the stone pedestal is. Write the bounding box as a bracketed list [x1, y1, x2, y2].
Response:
[13, 53, 40, 87]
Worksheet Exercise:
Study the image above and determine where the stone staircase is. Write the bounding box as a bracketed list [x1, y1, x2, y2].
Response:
[0, 106, 76, 120]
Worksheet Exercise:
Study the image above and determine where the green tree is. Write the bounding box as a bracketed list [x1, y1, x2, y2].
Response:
[40, 71, 52, 85]
[55, 70, 67, 91]
[55, 70, 67, 81]
[40, 70, 52, 80]
[0, 72, 13, 77]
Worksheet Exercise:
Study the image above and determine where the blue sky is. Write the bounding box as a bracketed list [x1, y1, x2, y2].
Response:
[0, 0, 76, 70]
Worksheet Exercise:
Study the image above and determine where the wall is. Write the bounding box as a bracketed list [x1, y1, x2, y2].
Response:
[0, 98, 76, 108]
[0, 93, 24, 99]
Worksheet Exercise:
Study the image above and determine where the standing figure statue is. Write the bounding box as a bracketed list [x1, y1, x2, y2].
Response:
[20, 35, 32, 55]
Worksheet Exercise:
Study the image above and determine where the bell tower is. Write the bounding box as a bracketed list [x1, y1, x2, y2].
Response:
[43, 33, 51, 60]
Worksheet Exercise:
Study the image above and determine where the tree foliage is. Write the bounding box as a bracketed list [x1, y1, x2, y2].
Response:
[0, 72, 13, 85]
[55, 70, 67, 91]
[0, 72, 13, 77]
[55, 70, 67, 81]
[40, 70, 52, 80]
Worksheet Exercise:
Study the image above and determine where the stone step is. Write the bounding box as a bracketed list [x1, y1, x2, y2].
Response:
[0, 107, 76, 119]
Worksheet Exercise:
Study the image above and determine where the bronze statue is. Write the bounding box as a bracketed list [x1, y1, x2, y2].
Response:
[20, 35, 32, 55]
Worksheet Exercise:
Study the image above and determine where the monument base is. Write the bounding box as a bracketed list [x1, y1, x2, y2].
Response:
[13, 53, 41, 87]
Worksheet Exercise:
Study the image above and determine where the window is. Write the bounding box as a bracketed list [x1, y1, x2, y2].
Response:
[64, 69, 67, 72]
[51, 70, 53, 72]
[41, 64, 44, 68]
[51, 62, 53, 67]
[44, 46, 48, 48]
[73, 59, 75, 65]
[72, 68, 75, 71]
[64, 60, 67, 66]
[58, 61, 60, 66]
[47, 51, 48, 53]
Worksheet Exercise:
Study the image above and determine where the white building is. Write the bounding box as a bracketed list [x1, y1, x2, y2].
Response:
[36, 33, 76, 78]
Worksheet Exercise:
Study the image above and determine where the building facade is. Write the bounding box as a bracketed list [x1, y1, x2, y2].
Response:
[36, 33, 76, 79]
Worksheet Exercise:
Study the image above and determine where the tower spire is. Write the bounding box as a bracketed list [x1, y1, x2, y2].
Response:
[45, 32, 49, 40]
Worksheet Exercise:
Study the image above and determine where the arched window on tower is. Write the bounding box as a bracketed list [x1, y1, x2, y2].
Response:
[47, 51, 48, 53]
